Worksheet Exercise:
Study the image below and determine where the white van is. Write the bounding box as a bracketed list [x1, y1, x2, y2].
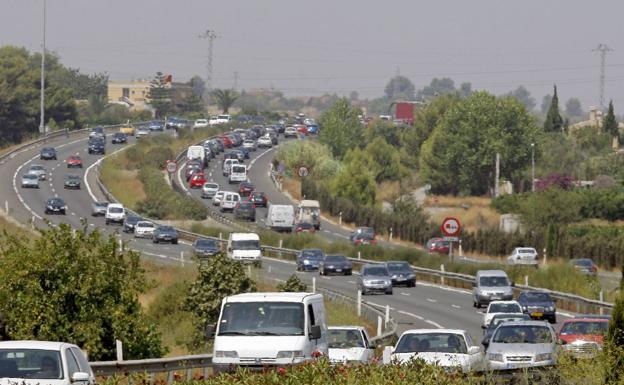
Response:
[222, 159, 240, 176]
[266, 204, 295, 232]
[209, 292, 328, 373]
[229, 164, 247, 184]
[296, 200, 321, 230]
[105, 203, 125, 225]
[226, 232, 261, 263]
[187, 145, 205, 165]
[220, 191, 240, 212]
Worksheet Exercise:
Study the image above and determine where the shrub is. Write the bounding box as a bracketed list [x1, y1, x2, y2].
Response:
[277, 274, 308, 292]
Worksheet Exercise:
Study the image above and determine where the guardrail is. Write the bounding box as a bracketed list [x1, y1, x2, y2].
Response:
[91, 354, 213, 382]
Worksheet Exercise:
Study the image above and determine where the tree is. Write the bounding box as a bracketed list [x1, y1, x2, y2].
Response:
[419, 91, 540, 195]
[319, 98, 364, 159]
[565, 97, 583, 117]
[277, 275, 308, 292]
[212, 88, 239, 113]
[459, 82, 473, 98]
[188, 75, 205, 99]
[185, 255, 255, 348]
[349, 90, 359, 101]
[506, 86, 536, 111]
[384, 76, 415, 101]
[543, 85, 563, 132]
[416, 78, 457, 100]
[331, 148, 377, 206]
[0, 224, 164, 360]
[541, 94, 552, 114]
[364, 137, 403, 182]
[146, 71, 173, 118]
[605, 292, 624, 383]
[603, 100, 618, 138]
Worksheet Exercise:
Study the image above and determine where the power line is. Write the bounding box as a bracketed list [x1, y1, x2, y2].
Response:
[198, 30, 218, 92]
[592, 44, 613, 109]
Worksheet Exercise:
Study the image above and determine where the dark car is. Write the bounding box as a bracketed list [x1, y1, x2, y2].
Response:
[233, 201, 256, 222]
[352, 232, 377, 246]
[193, 238, 221, 257]
[297, 248, 325, 271]
[385, 261, 416, 287]
[320, 255, 352, 276]
[237, 147, 250, 159]
[350, 227, 375, 242]
[88, 138, 106, 154]
[426, 237, 450, 255]
[111, 132, 127, 144]
[481, 313, 531, 348]
[518, 291, 557, 324]
[268, 131, 278, 145]
[63, 174, 81, 189]
[238, 182, 255, 197]
[123, 214, 143, 233]
[149, 120, 165, 131]
[185, 162, 203, 181]
[223, 152, 240, 162]
[40, 147, 57, 160]
[570, 258, 598, 276]
[295, 222, 316, 233]
[250, 191, 268, 207]
[45, 197, 66, 215]
[153, 225, 179, 244]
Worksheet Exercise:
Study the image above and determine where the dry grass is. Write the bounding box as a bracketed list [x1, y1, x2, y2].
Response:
[0, 213, 36, 238]
[139, 260, 196, 308]
[376, 180, 402, 202]
[100, 161, 146, 209]
[423, 195, 499, 232]
[424, 195, 492, 208]
[283, 178, 303, 200]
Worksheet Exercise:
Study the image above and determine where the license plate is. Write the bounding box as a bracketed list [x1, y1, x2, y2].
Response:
[53, 208, 59, 211]
[491, 296, 501, 300]
[335, 269, 342, 272]
[532, 312, 543, 317]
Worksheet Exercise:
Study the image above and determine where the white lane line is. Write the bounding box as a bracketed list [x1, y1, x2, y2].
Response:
[416, 280, 472, 295]
[427, 298, 437, 303]
[557, 311, 575, 318]
[248, 147, 274, 170]
[84, 145, 132, 202]
[425, 319, 444, 329]
[452, 304, 461, 309]
[321, 276, 331, 280]
[400, 292, 411, 296]
[348, 280, 356, 284]
[71, 212, 76, 216]
[12, 153, 43, 220]
[397, 310, 424, 321]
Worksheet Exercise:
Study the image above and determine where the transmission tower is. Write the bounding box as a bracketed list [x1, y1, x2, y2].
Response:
[592, 44, 613, 109]
[199, 30, 218, 93]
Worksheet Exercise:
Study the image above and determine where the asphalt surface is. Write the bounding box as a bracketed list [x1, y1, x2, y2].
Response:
[2, 129, 577, 346]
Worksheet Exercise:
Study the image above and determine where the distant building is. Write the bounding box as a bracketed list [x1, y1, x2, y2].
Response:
[107, 75, 174, 111]
[569, 106, 624, 131]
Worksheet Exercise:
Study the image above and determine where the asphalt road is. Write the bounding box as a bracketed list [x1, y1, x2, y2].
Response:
[1, 129, 577, 347]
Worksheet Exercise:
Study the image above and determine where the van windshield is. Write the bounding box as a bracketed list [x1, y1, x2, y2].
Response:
[218, 302, 304, 336]
[0, 349, 63, 380]
[232, 166, 245, 173]
[480, 276, 509, 287]
[232, 240, 260, 250]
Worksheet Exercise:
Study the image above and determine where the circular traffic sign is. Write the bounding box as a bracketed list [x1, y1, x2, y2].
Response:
[165, 160, 177, 174]
[441, 217, 461, 237]
[298, 166, 309, 177]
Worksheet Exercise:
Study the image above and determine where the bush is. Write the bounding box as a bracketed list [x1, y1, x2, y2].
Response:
[277, 274, 308, 292]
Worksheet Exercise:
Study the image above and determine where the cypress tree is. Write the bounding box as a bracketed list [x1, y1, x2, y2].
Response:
[543, 85, 563, 132]
[606, 292, 624, 383]
[603, 100, 619, 137]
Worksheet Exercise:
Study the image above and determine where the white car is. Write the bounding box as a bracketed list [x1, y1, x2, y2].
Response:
[28, 164, 47, 180]
[284, 126, 298, 138]
[212, 191, 225, 206]
[134, 221, 156, 238]
[105, 203, 126, 225]
[257, 134, 273, 148]
[193, 119, 209, 128]
[385, 329, 483, 373]
[220, 191, 241, 212]
[507, 247, 539, 266]
[242, 139, 257, 151]
[202, 182, 220, 199]
[328, 326, 375, 364]
[136, 127, 150, 138]
[483, 300, 523, 329]
[0, 340, 95, 385]
[21, 173, 40, 188]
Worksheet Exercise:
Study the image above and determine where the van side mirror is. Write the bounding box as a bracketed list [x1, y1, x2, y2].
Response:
[205, 324, 216, 339]
[468, 346, 481, 355]
[309, 325, 321, 340]
[70, 372, 90, 383]
[481, 339, 489, 349]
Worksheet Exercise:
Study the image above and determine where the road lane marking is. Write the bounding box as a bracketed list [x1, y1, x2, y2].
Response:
[425, 319, 444, 329]
[348, 280, 356, 284]
[416, 281, 472, 295]
[452, 304, 461, 309]
[400, 292, 411, 296]
[397, 310, 424, 321]
[427, 298, 437, 303]
[84, 145, 132, 202]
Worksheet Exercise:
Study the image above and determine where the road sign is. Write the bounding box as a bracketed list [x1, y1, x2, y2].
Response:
[298, 166, 309, 177]
[165, 160, 177, 174]
[441, 217, 461, 237]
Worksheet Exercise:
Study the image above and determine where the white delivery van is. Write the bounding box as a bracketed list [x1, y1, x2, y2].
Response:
[266, 204, 295, 232]
[209, 292, 328, 373]
[222, 159, 240, 176]
[220, 191, 241, 212]
[226, 232, 261, 263]
[229, 164, 247, 184]
[296, 200, 321, 230]
[187, 145, 206, 167]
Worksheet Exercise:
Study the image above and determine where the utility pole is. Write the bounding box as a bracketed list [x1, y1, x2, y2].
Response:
[198, 30, 218, 94]
[494, 152, 500, 197]
[531, 143, 535, 192]
[592, 44, 613, 109]
[39, 0, 46, 135]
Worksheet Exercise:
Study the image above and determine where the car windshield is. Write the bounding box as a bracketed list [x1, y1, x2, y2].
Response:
[480, 276, 509, 287]
[158, 226, 175, 232]
[574, 259, 593, 267]
[49, 199, 64, 205]
[0, 349, 63, 380]
[518, 248, 536, 254]
[238, 202, 254, 209]
[328, 329, 364, 349]
[138, 222, 154, 228]
[522, 293, 552, 302]
[65, 175, 79, 180]
[387, 262, 410, 272]
[490, 303, 522, 313]
[492, 325, 553, 344]
[301, 249, 323, 259]
[218, 302, 304, 336]
[95, 202, 108, 208]
[42, 147, 54, 152]
[23, 174, 38, 179]
[364, 267, 389, 276]
[232, 240, 260, 250]
[395, 333, 467, 354]
[30, 165, 44, 171]
[126, 216, 140, 224]
[109, 207, 123, 213]
[490, 315, 529, 328]
[204, 183, 218, 189]
[196, 239, 217, 248]
[560, 321, 608, 335]
[325, 256, 346, 263]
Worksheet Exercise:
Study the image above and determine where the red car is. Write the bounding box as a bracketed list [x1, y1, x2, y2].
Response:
[426, 237, 450, 255]
[66, 155, 83, 168]
[219, 135, 233, 148]
[295, 222, 316, 233]
[557, 318, 609, 356]
[239, 181, 254, 197]
[189, 172, 206, 188]
[295, 125, 308, 135]
[250, 191, 268, 207]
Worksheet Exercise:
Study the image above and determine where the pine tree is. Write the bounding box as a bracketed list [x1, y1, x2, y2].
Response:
[147, 72, 173, 118]
[603, 100, 619, 138]
[543, 85, 563, 132]
[606, 291, 624, 383]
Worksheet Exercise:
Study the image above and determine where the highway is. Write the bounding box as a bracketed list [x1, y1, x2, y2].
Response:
[1, 128, 577, 346]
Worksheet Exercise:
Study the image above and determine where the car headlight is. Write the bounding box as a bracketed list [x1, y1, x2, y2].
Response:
[47, 205, 53, 209]
[303, 259, 310, 264]
[327, 265, 334, 269]
[535, 353, 552, 362]
[548, 306, 555, 312]
[276, 351, 303, 359]
[522, 306, 527, 311]
[488, 353, 504, 362]
[391, 274, 398, 279]
[215, 351, 238, 358]
[407, 273, 415, 278]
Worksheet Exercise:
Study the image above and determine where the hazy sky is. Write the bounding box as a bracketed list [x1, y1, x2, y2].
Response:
[2, 0, 624, 111]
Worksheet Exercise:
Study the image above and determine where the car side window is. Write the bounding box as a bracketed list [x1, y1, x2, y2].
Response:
[361, 330, 371, 349]
[64, 349, 80, 377]
[70, 348, 90, 374]
[308, 304, 316, 326]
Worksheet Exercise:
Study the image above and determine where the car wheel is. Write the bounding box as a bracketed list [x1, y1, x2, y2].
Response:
[105, 219, 110, 225]
[549, 316, 557, 324]
[385, 289, 393, 295]
[172, 239, 178, 245]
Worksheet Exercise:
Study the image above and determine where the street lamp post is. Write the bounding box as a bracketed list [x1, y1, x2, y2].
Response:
[531, 143, 535, 192]
[39, 0, 46, 135]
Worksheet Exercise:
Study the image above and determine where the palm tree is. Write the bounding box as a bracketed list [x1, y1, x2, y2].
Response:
[212, 88, 239, 113]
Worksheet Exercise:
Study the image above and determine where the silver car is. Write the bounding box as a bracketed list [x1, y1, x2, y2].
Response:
[358, 264, 393, 295]
[21, 173, 40, 188]
[242, 139, 257, 151]
[201, 182, 220, 199]
[28, 164, 47, 180]
[91, 201, 109, 216]
[486, 320, 557, 371]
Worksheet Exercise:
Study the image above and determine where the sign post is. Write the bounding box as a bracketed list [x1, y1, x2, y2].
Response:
[165, 160, 177, 182]
[441, 217, 461, 262]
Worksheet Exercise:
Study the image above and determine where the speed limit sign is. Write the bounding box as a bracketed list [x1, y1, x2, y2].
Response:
[165, 160, 177, 174]
[441, 217, 461, 237]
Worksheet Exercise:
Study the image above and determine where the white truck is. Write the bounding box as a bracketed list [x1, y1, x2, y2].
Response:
[187, 145, 206, 167]
[208, 292, 328, 373]
[226, 232, 261, 263]
[228, 164, 247, 184]
[266, 204, 295, 232]
[296, 200, 321, 230]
